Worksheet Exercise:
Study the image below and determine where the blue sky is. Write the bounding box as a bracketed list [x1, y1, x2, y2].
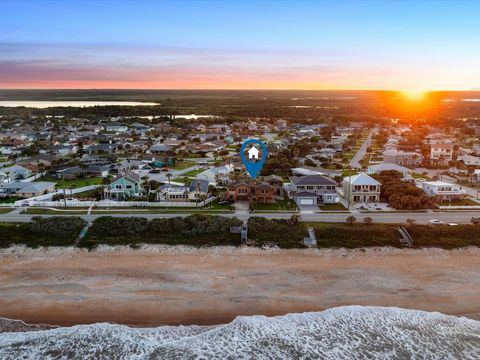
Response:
[1, 0, 479, 89]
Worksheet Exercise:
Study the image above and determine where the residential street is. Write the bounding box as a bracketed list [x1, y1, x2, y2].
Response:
[349, 128, 375, 169]
[2, 208, 479, 224]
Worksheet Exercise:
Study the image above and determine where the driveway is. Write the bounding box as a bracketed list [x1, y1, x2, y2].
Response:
[297, 204, 319, 212]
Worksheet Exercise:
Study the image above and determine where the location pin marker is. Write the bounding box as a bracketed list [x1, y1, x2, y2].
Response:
[240, 138, 268, 179]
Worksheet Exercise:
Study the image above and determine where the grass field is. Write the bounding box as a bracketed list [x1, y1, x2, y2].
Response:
[0, 197, 20, 204]
[182, 169, 204, 177]
[172, 160, 196, 170]
[37, 176, 103, 188]
[252, 200, 297, 211]
[319, 203, 348, 211]
[0, 208, 13, 214]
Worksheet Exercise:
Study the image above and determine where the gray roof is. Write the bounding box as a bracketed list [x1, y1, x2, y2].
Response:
[114, 172, 141, 184]
[2, 181, 55, 193]
[290, 175, 336, 186]
[149, 144, 172, 152]
[189, 179, 210, 193]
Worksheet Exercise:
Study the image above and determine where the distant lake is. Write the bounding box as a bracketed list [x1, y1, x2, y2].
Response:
[0, 101, 160, 108]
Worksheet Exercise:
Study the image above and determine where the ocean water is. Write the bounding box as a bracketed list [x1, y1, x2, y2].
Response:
[1, 306, 480, 359]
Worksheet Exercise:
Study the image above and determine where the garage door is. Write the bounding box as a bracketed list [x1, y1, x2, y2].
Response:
[299, 198, 315, 205]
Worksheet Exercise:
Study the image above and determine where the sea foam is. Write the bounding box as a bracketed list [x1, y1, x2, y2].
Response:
[1, 306, 480, 359]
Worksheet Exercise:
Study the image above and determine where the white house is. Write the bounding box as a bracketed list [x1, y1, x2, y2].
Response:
[196, 164, 233, 185]
[343, 173, 382, 204]
[421, 181, 466, 201]
[459, 154, 480, 167]
[430, 143, 454, 165]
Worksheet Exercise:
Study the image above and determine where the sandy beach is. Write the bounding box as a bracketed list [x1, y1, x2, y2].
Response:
[1, 245, 480, 327]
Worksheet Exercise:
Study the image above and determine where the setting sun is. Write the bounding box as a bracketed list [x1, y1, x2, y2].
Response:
[401, 89, 427, 101]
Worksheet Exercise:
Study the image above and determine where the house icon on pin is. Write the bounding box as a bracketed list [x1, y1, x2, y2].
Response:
[248, 146, 259, 159]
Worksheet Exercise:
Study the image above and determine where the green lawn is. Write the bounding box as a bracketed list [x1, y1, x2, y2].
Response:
[342, 169, 358, 177]
[252, 200, 297, 211]
[0, 197, 20, 204]
[183, 169, 204, 177]
[319, 203, 348, 211]
[172, 160, 196, 170]
[0, 208, 13, 214]
[412, 172, 431, 180]
[37, 176, 104, 188]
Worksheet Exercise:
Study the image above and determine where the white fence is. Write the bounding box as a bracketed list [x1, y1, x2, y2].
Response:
[26, 196, 217, 208]
[437, 205, 480, 210]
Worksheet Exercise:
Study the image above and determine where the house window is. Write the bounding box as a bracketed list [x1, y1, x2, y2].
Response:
[126, 185, 132, 189]
[115, 184, 122, 189]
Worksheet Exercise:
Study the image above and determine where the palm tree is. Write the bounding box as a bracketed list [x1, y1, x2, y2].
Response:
[79, 161, 88, 176]
[141, 176, 150, 195]
[102, 175, 113, 200]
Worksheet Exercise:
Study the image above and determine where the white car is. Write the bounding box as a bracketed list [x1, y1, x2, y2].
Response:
[447, 223, 458, 226]
[429, 219, 445, 225]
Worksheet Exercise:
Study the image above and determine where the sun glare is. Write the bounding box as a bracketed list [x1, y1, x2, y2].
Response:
[401, 89, 427, 101]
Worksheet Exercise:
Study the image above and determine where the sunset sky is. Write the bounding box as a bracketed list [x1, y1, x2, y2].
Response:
[1, 0, 479, 90]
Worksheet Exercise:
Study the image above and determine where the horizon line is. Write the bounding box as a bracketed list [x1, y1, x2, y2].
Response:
[0, 88, 479, 92]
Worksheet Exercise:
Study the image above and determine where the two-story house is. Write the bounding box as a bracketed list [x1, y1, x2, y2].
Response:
[421, 181, 466, 202]
[383, 149, 423, 168]
[105, 172, 142, 199]
[430, 143, 454, 165]
[227, 181, 275, 203]
[343, 173, 381, 204]
[288, 175, 339, 206]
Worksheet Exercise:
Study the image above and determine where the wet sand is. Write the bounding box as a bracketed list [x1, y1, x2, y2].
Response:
[1, 245, 480, 327]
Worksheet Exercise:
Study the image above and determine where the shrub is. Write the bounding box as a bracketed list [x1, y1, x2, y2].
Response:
[82, 215, 242, 247]
[363, 217, 373, 225]
[0, 217, 86, 248]
[346, 216, 356, 225]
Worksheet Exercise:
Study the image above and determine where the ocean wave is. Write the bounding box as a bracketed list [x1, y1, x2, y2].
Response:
[1, 306, 480, 359]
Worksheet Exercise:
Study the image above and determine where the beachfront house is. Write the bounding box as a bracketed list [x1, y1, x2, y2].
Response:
[343, 173, 381, 204]
[421, 181, 466, 202]
[105, 173, 142, 199]
[288, 175, 339, 206]
[227, 181, 275, 203]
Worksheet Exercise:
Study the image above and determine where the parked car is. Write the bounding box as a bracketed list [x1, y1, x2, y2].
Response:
[447, 223, 458, 226]
[429, 219, 445, 225]
[472, 217, 480, 225]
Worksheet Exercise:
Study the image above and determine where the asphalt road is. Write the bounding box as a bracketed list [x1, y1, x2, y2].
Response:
[350, 128, 375, 169]
[2, 209, 480, 224]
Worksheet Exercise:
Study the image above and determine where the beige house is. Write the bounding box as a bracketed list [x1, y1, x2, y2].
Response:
[343, 173, 381, 204]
